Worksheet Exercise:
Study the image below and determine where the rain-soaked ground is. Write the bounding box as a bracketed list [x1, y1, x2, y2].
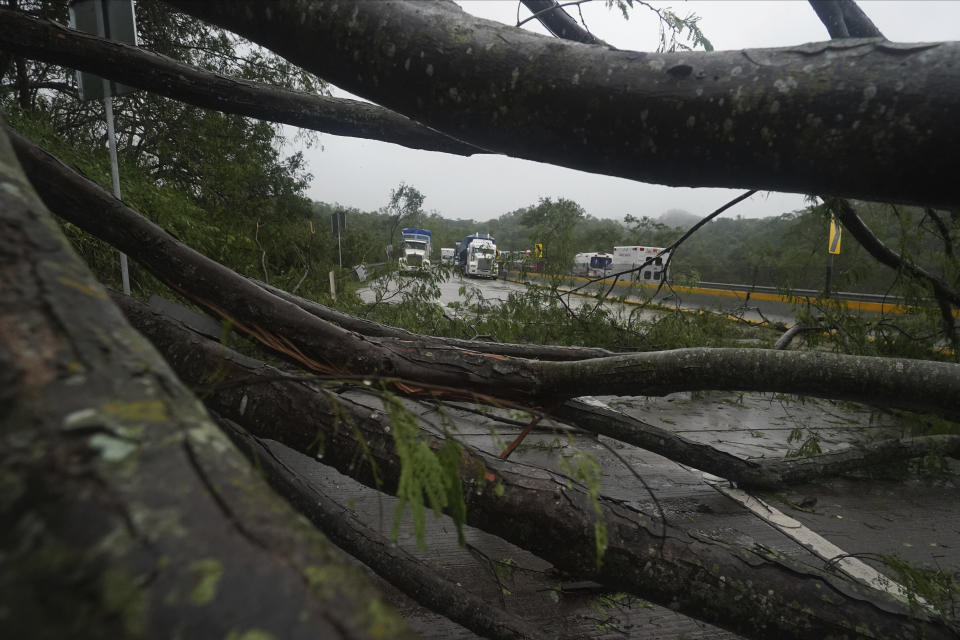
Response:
[271, 388, 959, 639]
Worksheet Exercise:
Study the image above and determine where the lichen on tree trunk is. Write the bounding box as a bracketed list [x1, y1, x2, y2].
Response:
[0, 123, 411, 640]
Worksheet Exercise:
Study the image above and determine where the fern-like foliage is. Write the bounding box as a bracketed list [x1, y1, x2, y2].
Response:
[384, 393, 467, 549]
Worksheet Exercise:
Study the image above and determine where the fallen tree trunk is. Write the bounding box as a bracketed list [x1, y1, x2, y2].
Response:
[168, 0, 960, 209]
[148, 289, 960, 488]
[214, 415, 550, 640]
[0, 7, 479, 156]
[519, 0, 608, 45]
[227, 281, 960, 486]
[0, 123, 409, 640]
[10, 126, 960, 419]
[558, 397, 960, 488]
[116, 294, 957, 640]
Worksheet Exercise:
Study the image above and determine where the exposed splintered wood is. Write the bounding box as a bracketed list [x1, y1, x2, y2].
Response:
[0, 125, 411, 640]
[168, 0, 960, 208]
[116, 295, 957, 640]
[10, 126, 960, 420]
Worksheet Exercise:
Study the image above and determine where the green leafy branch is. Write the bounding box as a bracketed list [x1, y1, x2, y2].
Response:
[383, 392, 467, 549]
[606, 0, 714, 52]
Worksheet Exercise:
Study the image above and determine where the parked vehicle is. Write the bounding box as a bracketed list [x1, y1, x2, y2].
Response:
[399, 228, 432, 272]
[611, 245, 670, 282]
[456, 233, 498, 278]
[440, 247, 455, 264]
[572, 252, 613, 277]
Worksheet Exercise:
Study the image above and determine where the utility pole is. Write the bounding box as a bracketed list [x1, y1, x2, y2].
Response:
[69, 0, 138, 294]
[102, 81, 129, 294]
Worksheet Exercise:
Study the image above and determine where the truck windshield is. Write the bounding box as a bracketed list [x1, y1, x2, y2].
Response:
[475, 248, 495, 257]
[404, 241, 427, 250]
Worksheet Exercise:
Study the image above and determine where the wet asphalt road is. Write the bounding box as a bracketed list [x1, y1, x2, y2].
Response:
[362, 270, 798, 325]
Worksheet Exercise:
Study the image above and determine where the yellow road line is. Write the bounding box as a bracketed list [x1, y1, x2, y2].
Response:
[506, 270, 947, 316]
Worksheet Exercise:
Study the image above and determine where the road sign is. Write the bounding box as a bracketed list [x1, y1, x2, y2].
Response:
[68, 0, 138, 101]
[828, 214, 842, 255]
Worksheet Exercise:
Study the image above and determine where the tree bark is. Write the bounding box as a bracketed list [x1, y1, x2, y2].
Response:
[166, 0, 960, 209]
[259, 284, 960, 487]
[809, 0, 883, 39]
[115, 295, 957, 640]
[0, 7, 479, 156]
[520, 0, 609, 45]
[215, 415, 552, 640]
[557, 397, 960, 488]
[193, 276, 960, 488]
[9, 125, 960, 419]
[0, 124, 410, 639]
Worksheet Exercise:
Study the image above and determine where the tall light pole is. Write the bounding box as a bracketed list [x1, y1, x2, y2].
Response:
[69, 0, 138, 295]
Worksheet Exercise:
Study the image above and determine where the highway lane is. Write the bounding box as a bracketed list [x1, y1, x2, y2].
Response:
[360, 270, 781, 325]
[360, 262, 922, 327]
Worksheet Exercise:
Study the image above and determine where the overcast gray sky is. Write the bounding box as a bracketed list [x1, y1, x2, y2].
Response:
[292, 1, 960, 223]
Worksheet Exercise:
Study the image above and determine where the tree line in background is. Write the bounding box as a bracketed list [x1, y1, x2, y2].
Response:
[313, 192, 952, 297]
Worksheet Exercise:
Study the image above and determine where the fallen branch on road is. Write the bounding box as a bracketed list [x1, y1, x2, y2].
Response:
[116, 294, 959, 640]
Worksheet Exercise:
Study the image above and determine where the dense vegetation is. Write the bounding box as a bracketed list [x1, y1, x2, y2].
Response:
[314, 194, 953, 296]
[3, 0, 340, 301]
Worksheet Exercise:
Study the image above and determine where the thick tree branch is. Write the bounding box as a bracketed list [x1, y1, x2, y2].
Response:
[253, 287, 960, 485]
[557, 398, 960, 488]
[0, 8, 481, 155]
[519, 0, 608, 46]
[10, 126, 960, 419]
[0, 122, 409, 640]
[809, 7, 957, 341]
[774, 323, 808, 350]
[216, 416, 551, 640]
[809, 0, 883, 39]
[114, 296, 957, 640]
[167, 0, 960, 208]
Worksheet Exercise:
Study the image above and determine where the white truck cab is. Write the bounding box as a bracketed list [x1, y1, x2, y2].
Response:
[399, 228, 432, 272]
[457, 233, 498, 278]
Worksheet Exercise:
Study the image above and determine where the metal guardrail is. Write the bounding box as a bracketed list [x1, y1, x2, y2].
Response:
[503, 269, 924, 316]
[693, 282, 905, 305]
